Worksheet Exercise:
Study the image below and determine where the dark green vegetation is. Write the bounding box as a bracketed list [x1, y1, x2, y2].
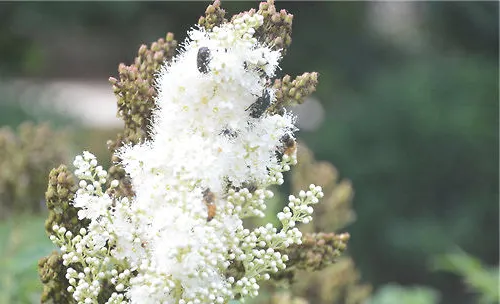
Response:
[0, 2, 497, 303]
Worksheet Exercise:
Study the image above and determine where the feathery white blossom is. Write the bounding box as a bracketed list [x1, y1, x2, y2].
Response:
[49, 11, 324, 304]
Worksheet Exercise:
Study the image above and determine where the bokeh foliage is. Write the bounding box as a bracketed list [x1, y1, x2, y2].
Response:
[433, 250, 500, 304]
[0, 123, 68, 218]
[0, 216, 55, 303]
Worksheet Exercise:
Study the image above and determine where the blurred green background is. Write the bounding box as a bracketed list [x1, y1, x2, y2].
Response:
[0, 2, 497, 303]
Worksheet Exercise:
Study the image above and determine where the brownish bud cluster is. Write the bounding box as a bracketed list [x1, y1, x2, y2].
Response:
[107, 33, 177, 197]
[108, 32, 177, 147]
[270, 144, 371, 304]
[292, 145, 356, 232]
[292, 258, 372, 304]
[38, 252, 75, 304]
[268, 72, 319, 115]
[272, 232, 349, 283]
[290, 232, 350, 271]
[228, 0, 292, 54]
[255, 0, 294, 54]
[198, 0, 227, 31]
[41, 166, 93, 303]
[44, 164, 88, 236]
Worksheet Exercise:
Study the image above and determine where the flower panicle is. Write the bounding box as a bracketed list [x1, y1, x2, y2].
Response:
[39, 1, 347, 304]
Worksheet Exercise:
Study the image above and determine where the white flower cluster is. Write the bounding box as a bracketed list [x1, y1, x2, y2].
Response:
[49, 11, 324, 304]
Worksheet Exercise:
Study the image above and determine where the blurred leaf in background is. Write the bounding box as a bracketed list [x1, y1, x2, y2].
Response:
[433, 250, 500, 304]
[305, 54, 498, 303]
[299, 2, 498, 303]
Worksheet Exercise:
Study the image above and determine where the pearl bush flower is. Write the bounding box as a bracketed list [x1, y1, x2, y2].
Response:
[48, 7, 325, 304]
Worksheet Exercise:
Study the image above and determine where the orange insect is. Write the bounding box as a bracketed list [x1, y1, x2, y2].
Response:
[202, 188, 216, 222]
[282, 134, 297, 156]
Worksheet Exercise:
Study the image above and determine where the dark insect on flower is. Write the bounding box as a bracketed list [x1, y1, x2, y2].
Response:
[242, 181, 258, 193]
[223, 179, 258, 196]
[202, 188, 216, 221]
[197, 47, 211, 74]
[243, 61, 267, 79]
[246, 89, 271, 118]
[220, 128, 238, 139]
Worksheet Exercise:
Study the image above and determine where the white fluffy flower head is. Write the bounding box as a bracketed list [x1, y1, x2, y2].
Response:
[49, 10, 324, 304]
